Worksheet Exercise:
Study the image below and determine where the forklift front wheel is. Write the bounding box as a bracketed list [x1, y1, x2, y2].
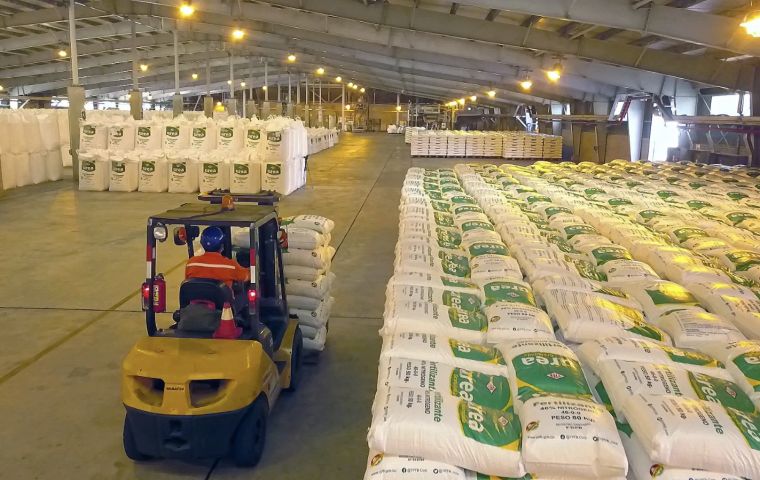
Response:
[232, 396, 269, 467]
[123, 415, 152, 462]
[286, 327, 304, 392]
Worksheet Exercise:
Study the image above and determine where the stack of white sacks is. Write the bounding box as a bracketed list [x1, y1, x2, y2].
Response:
[77, 114, 339, 195]
[0, 109, 66, 191]
[408, 130, 562, 159]
[365, 163, 760, 480]
[282, 215, 337, 353]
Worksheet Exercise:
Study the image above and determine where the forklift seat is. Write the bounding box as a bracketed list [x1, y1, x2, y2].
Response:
[179, 278, 233, 310]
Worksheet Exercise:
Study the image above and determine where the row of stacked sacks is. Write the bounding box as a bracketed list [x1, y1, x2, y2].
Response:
[408, 131, 562, 160]
[365, 167, 627, 479]
[78, 114, 338, 195]
[460, 162, 760, 479]
[232, 215, 336, 353]
[0, 109, 68, 190]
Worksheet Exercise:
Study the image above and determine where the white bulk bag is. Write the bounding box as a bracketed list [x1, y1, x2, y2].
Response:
[230, 155, 262, 194]
[368, 388, 525, 478]
[137, 153, 168, 193]
[20, 112, 42, 154]
[1, 153, 16, 190]
[217, 118, 244, 152]
[60, 145, 72, 167]
[79, 122, 108, 150]
[265, 120, 293, 162]
[197, 152, 230, 192]
[261, 160, 286, 193]
[167, 151, 198, 193]
[377, 357, 512, 411]
[37, 113, 60, 151]
[0, 114, 13, 154]
[14, 153, 32, 187]
[56, 109, 69, 147]
[78, 150, 109, 191]
[134, 122, 164, 151]
[45, 149, 63, 182]
[245, 122, 264, 150]
[623, 394, 760, 478]
[108, 122, 136, 152]
[109, 152, 139, 192]
[190, 120, 217, 152]
[519, 395, 627, 479]
[163, 121, 190, 150]
[29, 151, 46, 184]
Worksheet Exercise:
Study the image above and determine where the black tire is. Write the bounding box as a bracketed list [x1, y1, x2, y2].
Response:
[286, 327, 304, 392]
[123, 415, 152, 461]
[232, 396, 268, 467]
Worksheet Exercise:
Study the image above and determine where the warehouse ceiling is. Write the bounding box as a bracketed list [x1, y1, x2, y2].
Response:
[0, 0, 758, 107]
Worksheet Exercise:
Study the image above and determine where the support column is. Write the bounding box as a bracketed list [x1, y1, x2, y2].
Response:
[752, 66, 760, 167]
[305, 75, 309, 126]
[68, 0, 81, 180]
[130, 21, 142, 121]
[341, 84, 346, 131]
[203, 56, 212, 118]
[396, 92, 400, 125]
[628, 99, 646, 161]
[264, 61, 269, 101]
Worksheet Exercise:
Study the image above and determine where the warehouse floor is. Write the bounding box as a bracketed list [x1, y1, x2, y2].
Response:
[0, 133, 514, 479]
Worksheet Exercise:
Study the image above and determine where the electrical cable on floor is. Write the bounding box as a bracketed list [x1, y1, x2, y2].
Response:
[203, 458, 220, 480]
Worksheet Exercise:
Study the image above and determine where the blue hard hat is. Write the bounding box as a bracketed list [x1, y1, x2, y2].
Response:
[200, 226, 225, 252]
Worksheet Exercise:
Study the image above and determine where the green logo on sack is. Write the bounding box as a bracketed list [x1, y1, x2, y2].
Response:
[454, 205, 483, 215]
[639, 210, 664, 220]
[687, 200, 712, 210]
[457, 401, 521, 449]
[203, 163, 219, 175]
[441, 292, 482, 312]
[82, 125, 96, 136]
[513, 352, 592, 401]
[483, 281, 535, 307]
[220, 127, 234, 139]
[436, 228, 461, 246]
[544, 206, 571, 218]
[81, 160, 96, 172]
[431, 201, 451, 213]
[266, 164, 281, 175]
[247, 129, 261, 141]
[171, 163, 186, 174]
[608, 198, 633, 206]
[727, 211, 757, 225]
[141, 161, 155, 173]
[461, 221, 494, 232]
[449, 195, 476, 205]
[688, 372, 756, 413]
[450, 368, 511, 411]
[645, 283, 699, 306]
[726, 407, 760, 450]
[111, 161, 125, 173]
[592, 246, 632, 266]
[111, 127, 123, 138]
[434, 212, 455, 228]
[733, 351, 760, 393]
[193, 127, 206, 139]
[166, 126, 179, 137]
[234, 164, 249, 175]
[448, 308, 488, 331]
[439, 253, 470, 278]
[137, 127, 151, 138]
[469, 242, 508, 257]
[563, 224, 597, 239]
[268, 131, 282, 143]
[673, 228, 707, 243]
[449, 339, 506, 365]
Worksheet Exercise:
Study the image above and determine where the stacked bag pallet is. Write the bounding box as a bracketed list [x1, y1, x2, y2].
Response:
[408, 130, 562, 159]
[0, 109, 66, 191]
[282, 215, 337, 353]
[405, 126, 426, 144]
[76, 113, 338, 195]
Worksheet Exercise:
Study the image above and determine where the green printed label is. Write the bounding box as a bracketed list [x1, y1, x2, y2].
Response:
[563, 224, 597, 239]
[625, 321, 668, 342]
[267, 131, 282, 143]
[441, 291, 482, 312]
[574, 259, 607, 282]
[458, 401, 521, 449]
[454, 205, 484, 215]
[449, 339, 506, 365]
[440, 253, 470, 278]
[525, 195, 551, 204]
[266, 164, 281, 176]
[171, 163, 186, 174]
[608, 198, 633, 206]
[584, 188, 605, 197]
[689, 181, 708, 189]
[448, 308, 488, 331]
[141, 161, 155, 173]
[247, 129, 261, 141]
[734, 352, 760, 393]
[725, 251, 760, 272]
[192, 127, 206, 139]
[431, 201, 451, 213]
[441, 277, 478, 290]
[591, 246, 632, 265]
[436, 228, 461, 246]
[645, 283, 698, 306]
[657, 190, 678, 199]
[727, 212, 757, 225]
[203, 163, 219, 175]
[423, 182, 441, 191]
[469, 242, 509, 257]
[427, 191, 444, 200]
[638, 210, 664, 220]
[483, 281, 535, 307]
[137, 126, 151, 138]
[111, 127, 123, 138]
[433, 212, 455, 228]
[450, 368, 511, 411]
[449, 195, 475, 205]
[688, 372, 756, 413]
[82, 125, 95, 136]
[234, 164, 249, 175]
[728, 192, 749, 201]
[441, 185, 464, 194]
[220, 127, 234, 139]
[726, 408, 760, 451]
[673, 228, 707, 243]
[165, 126, 179, 137]
[687, 199, 712, 210]
[512, 352, 592, 401]
[626, 181, 643, 188]
[544, 206, 571, 218]
[81, 160, 95, 172]
[111, 161, 125, 173]
[461, 221, 494, 232]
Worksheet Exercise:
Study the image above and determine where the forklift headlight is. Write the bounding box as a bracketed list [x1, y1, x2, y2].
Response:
[153, 223, 168, 242]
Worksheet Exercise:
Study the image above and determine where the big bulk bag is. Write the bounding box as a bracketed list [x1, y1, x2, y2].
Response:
[190, 120, 217, 152]
[1, 153, 16, 190]
[14, 153, 32, 187]
[45, 149, 64, 181]
[137, 153, 168, 193]
[134, 122, 163, 151]
[78, 150, 109, 191]
[230, 153, 262, 194]
[109, 152, 139, 192]
[60, 145, 72, 167]
[167, 150, 199, 193]
[28, 151, 46, 184]
[265, 119, 293, 162]
[261, 160, 286, 193]
[163, 120, 190, 151]
[217, 118, 244, 152]
[79, 122, 108, 150]
[56, 109, 69, 147]
[198, 152, 230, 192]
[37, 112, 60, 151]
[20, 112, 43, 154]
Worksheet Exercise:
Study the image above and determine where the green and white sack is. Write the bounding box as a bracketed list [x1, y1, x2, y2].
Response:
[137, 153, 168, 193]
[363, 452, 467, 480]
[382, 301, 488, 344]
[484, 302, 554, 344]
[386, 285, 483, 312]
[655, 309, 746, 351]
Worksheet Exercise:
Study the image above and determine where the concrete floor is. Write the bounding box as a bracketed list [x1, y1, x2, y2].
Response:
[0, 133, 521, 479]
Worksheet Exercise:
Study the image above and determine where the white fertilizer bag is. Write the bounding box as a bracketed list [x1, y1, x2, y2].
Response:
[599, 260, 660, 285]
[623, 394, 760, 478]
[655, 309, 746, 351]
[190, 121, 217, 151]
[363, 452, 467, 480]
[108, 153, 139, 192]
[198, 157, 230, 193]
[600, 359, 753, 420]
[396, 252, 471, 279]
[684, 286, 760, 340]
[577, 337, 725, 377]
[303, 326, 327, 351]
[621, 431, 745, 480]
[532, 275, 638, 310]
[282, 215, 335, 234]
[290, 299, 332, 329]
[368, 388, 525, 478]
[484, 302, 554, 344]
[134, 123, 163, 150]
[377, 357, 512, 411]
[380, 333, 508, 376]
[519, 395, 627, 479]
[137, 154, 168, 193]
[701, 341, 760, 407]
[288, 294, 324, 311]
[284, 264, 322, 282]
[28, 151, 45, 184]
[623, 281, 702, 319]
[216, 118, 245, 152]
[283, 247, 329, 270]
[230, 156, 262, 194]
[44, 149, 63, 182]
[108, 122, 135, 152]
[387, 273, 480, 295]
[285, 272, 334, 299]
[78, 150, 109, 191]
[79, 123, 108, 150]
[499, 339, 593, 407]
[167, 151, 198, 193]
[381, 301, 488, 344]
[283, 226, 326, 250]
[542, 289, 670, 344]
[386, 285, 483, 312]
[163, 121, 191, 150]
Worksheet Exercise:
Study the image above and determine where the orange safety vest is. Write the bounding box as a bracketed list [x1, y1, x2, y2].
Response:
[185, 251, 249, 288]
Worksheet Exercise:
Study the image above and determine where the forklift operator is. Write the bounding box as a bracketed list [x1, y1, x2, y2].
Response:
[186, 227, 250, 288]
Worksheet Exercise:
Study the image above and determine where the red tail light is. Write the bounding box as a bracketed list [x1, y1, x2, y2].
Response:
[247, 288, 257, 304]
[142, 283, 150, 299]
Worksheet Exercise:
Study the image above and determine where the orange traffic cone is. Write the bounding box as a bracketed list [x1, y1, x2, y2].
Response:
[213, 303, 242, 339]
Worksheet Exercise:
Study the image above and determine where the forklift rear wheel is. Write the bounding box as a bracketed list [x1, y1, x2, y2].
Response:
[232, 396, 268, 467]
[286, 327, 304, 392]
[123, 415, 152, 461]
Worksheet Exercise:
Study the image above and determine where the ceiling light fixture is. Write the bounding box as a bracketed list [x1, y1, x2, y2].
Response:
[139, 64, 148, 72]
[231, 28, 245, 40]
[316, 67, 325, 75]
[287, 54, 296, 62]
[179, 2, 194, 17]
